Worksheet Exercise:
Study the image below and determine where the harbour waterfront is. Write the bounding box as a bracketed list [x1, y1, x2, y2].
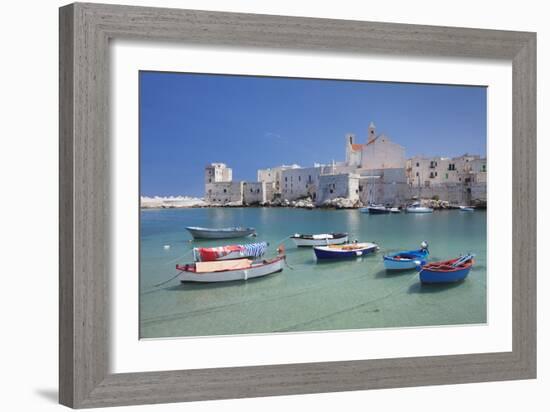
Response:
[140, 207, 486, 339]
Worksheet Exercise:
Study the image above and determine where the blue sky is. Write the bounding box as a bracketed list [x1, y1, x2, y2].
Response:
[140, 71, 486, 197]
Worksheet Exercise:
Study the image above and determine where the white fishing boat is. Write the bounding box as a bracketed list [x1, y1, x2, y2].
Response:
[405, 202, 433, 213]
[176, 255, 284, 283]
[314, 242, 379, 260]
[290, 233, 349, 247]
[185, 226, 256, 239]
[459, 206, 475, 212]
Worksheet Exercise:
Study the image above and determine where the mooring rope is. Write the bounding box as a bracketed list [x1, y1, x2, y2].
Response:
[152, 271, 182, 287]
[164, 248, 194, 265]
[272, 235, 291, 248]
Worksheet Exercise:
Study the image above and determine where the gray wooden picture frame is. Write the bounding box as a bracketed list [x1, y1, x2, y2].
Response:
[59, 2, 536, 409]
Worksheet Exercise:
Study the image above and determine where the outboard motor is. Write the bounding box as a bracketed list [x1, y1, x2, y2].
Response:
[421, 240, 429, 252]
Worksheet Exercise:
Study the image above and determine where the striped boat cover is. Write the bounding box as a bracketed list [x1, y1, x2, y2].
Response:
[195, 241, 268, 261]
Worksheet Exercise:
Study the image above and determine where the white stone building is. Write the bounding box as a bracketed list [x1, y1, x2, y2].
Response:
[202, 122, 486, 207]
[242, 181, 277, 205]
[343, 122, 406, 171]
[205, 181, 244, 205]
[317, 173, 360, 205]
[406, 154, 487, 204]
[407, 155, 486, 187]
[280, 165, 333, 202]
[257, 164, 300, 193]
[358, 168, 409, 206]
[204, 163, 232, 185]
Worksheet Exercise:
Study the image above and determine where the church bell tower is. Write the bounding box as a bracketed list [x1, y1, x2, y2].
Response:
[368, 121, 376, 143]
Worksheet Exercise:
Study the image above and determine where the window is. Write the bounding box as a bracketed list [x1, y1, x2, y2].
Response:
[416, 162, 419, 167]
[208, 178, 211, 183]
[298, 176, 301, 182]
[445, 173, 448, 179]
[223, 189, 227, 193]
[329, 189, 333, 194]
[285, 177, 287, 182]
[435, 172, 438, 177]
[416, 172, 419, 177]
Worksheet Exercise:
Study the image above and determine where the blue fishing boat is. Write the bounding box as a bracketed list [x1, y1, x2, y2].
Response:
[314, 242, 379, 260]
[419, 254, 475, 284]
[383, 241, 429, 270]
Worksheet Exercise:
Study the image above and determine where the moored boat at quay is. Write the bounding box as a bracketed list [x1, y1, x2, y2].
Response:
[176, 255, 284, 283]
[291, 233, 349, 247]
[185, 226, 256, 239]
[360, 204, 390, 214]
[314, 242, 379, 260]
[383, 241, 429, 270]
[192, 241, 268, 262]
[405, 202, 434, 213]
[419, 254, 475, 284]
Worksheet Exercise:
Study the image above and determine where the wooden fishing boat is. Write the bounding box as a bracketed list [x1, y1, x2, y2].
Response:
[185, 226, 256, 239]
[176, 255, 284, 283]
[314, 242, 379, 260]
[383, 242, 429, 270]
[406, 202, 433, 213]
[419, 254, 475, 284]
[192, 241, 268, 262]
[291, 232, 348, 247]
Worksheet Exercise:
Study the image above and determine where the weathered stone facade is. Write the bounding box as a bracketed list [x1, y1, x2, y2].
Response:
[205, 181, 244, 205]
[317, 173, 360, 205]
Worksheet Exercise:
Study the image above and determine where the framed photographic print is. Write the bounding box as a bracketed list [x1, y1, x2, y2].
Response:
[59, 2, 536, 408]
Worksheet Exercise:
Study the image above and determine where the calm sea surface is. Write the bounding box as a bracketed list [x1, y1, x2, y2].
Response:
[140, 207, 487, 338]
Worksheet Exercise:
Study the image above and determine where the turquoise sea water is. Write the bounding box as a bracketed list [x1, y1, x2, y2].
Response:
[140, 208, 486, 338]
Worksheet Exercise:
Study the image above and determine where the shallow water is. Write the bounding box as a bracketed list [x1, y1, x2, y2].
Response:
[140, 207, 486, 338]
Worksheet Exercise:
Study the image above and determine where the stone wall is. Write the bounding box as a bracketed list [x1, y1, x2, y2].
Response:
[410, 182, 487, 205]
[317, 173, 360, 205]
[205, 182, 243, 205]
[280, 165, 332, 201]
[242, 182, 265, 205]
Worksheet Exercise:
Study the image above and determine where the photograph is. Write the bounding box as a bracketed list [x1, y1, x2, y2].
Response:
[139, 71, 487, 339]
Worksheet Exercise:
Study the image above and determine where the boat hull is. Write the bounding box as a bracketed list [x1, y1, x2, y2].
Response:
[383, 250, 428, 270]
[314, 243, 378, 260]
[366, 207, 390, 214]
[178, 256, 284, 283]
[291, 234, 348, 247]
[419, 266, 471, 283]
[406, 207, 433, 213]
[186, 226, 256, 239]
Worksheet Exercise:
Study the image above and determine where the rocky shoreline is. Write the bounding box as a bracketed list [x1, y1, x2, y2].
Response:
[141, 196, 486, 210]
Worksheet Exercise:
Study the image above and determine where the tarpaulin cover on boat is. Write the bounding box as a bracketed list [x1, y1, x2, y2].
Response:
[195, 259, 252, 273]
[195, 242, 268, 261]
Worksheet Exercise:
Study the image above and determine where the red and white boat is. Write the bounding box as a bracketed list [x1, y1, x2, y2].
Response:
[192, 241, 268, 262]
[176, 254, 285, 283]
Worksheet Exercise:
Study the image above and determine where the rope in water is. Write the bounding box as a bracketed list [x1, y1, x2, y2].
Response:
[152, 271, 182, 288]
